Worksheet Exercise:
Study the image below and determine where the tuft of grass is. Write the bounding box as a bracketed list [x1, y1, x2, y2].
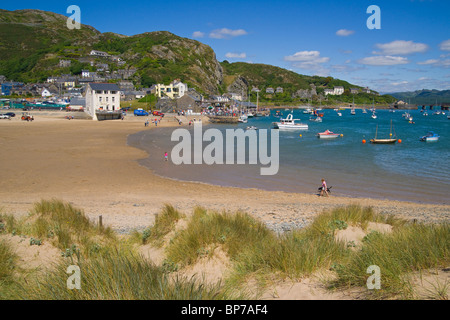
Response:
[165, 207, 274, 267]
[10, 248, 245, 300]
[330, 222, 450, 299]
[134, 204, 182, 246]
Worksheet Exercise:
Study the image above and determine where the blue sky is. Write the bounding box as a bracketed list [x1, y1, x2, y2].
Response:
[2, 0, 450, 93]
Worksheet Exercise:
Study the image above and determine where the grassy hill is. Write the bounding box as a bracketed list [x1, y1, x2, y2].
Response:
[0, 9, 395, 104]
[389, 89, 450, 105]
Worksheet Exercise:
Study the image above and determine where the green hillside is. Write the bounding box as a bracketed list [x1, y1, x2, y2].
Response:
[0, 8, 396, 104]
[389, 89, 450, 105]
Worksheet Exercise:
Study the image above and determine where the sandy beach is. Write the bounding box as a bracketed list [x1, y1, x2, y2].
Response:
[0, 110, 448, 234]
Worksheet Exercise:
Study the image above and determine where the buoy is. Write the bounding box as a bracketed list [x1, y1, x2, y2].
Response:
[340, 134, 344, 137]
[299, 134, 302, 137]
[362, 139, 366, 144]
[398, 139, 402, 143]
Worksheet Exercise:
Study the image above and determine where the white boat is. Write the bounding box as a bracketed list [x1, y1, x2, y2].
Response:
[309, 116, 322, 122]
[246, 112, 254, 118]
[350, 108, 356, 115]
[303, 107, 312, 114]
[337, 112, 342, 117]
[273, 113, 308, 130]
[317, 130, 342, 139]
[238, 115, 248, 123]
[420, 132, 439, 142]
[362, 108, 367, 114]
[246, 126, 257, 130]
[371, 113, 377, 119]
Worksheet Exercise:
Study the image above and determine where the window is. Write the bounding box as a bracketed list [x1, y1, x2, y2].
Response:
[99, 97, 102, 102]
[112, 97, 115, 102]
[106, 97, 109, 102]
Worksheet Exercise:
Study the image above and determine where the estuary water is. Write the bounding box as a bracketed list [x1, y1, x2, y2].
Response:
[128, 108, 450, 205]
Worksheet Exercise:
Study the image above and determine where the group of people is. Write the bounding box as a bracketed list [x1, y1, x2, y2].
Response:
[145, 118, 162, 127]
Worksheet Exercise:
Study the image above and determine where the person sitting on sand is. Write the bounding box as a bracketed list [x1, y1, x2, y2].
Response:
[320, 178, 329, 197]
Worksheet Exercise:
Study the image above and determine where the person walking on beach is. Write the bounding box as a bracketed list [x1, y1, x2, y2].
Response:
[320, 178, 329, 197]
[164, 152, 168, 161]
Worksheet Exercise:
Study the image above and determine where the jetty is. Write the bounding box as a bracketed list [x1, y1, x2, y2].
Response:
[207, 115, 239, 124]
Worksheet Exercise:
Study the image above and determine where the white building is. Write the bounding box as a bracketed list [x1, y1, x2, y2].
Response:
[90, 50, 110, 58]
[85, 83, 121, 120]
[334, 86, 344, 95]
[155, 79, 188, 99]
[324, 89, 334, 95]
[82, 70, 91, 78]
[41, 88, 52, 97]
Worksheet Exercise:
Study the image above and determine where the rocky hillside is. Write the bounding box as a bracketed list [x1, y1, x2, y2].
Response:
[0, 9, 395, 103]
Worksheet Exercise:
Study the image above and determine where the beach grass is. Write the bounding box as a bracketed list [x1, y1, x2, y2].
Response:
[0, 200, 448, 300]
[329, 222, 450, 299]
[9, 248, 243, 300]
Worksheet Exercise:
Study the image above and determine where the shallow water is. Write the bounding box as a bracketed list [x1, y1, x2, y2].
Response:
[128, 108, 450, 205]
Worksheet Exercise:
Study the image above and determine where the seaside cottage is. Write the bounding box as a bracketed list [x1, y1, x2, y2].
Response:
[85, 83, 121, 120]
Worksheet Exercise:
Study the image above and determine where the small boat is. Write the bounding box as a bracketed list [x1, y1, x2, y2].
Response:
[420, 132, 439, 142]
[370, 121, 398, 144]
[309, 116, 322, 122]
[337, 112, 342, 117]
[238, 115, 248, 123]
[362, 108, 367, 114]
[317, 130, 342, 139]
[303, 108, 312, 114]
[246, 126, 257, 130]
[371, 112, 377, 119]
[423, 112, 428, 116]
[246, 112, 254, 118]
[273, 113, 308, 130]
[350, 108, 356, 115]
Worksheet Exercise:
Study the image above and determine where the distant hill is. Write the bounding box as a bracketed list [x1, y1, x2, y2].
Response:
[0, 8, 395, 104]
[389, 89, 450, 105]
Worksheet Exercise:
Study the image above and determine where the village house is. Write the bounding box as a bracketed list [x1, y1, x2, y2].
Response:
[350, 88, 359, 94]
[266, 87, 274, 94]
[155, 80, 188, 99]
[334, 86, 344, 95]
[276, 87, 284, 93]
[85, 83, 121, 120]
[324, 88, 334, 96]
[90, 50, 110, 58]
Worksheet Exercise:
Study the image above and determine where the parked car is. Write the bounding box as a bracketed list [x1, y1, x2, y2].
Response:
[0, 114, 11, 119]
[5, 112, 15, 117]
[134, 108, 149, 116]
[152, 111, 165, 117]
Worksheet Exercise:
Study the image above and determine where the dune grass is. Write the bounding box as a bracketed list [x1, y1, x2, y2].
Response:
[10, 248, 244, 300]
[330, 222, 450, 299]
[0, 200, 448, 300]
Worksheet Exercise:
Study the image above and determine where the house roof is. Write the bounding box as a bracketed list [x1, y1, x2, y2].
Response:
[89, 83, 120, 91]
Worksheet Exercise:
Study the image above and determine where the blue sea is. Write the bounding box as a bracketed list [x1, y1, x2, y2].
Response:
[128, 108, 450, 205]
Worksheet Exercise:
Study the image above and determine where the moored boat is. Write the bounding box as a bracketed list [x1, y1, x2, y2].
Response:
[420, 132, 439, 142]
[273, 113, 308, 130]
[317, 129, 342, 139]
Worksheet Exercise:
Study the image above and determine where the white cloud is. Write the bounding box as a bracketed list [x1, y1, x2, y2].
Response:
[192, 31, 205, 38]
[417, 58, 450, 68]
[336, 29, 355, 36]
[284, 51, 330, 76]
[209, 28, 248, 39]
[374, 40, 429, 55]
[284, 51, 329, 63]
[358, 56, 410, 66]
[417, 59, 439, 65]
[439, 39, 450, 51]
[225, 52, 247, 59]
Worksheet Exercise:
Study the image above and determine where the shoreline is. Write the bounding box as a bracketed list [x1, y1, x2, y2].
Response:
[0, 111, 448, 234]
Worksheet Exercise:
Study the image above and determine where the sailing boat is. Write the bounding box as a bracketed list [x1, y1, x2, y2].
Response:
[370, 120, 398, 144]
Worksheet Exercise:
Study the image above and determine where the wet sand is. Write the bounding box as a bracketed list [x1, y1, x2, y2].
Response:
[0, 110, 448, 233]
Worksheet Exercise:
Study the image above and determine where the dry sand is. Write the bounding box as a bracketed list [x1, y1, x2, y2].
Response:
[0, 110, 448, 300]
[0, 110, 448, 233]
